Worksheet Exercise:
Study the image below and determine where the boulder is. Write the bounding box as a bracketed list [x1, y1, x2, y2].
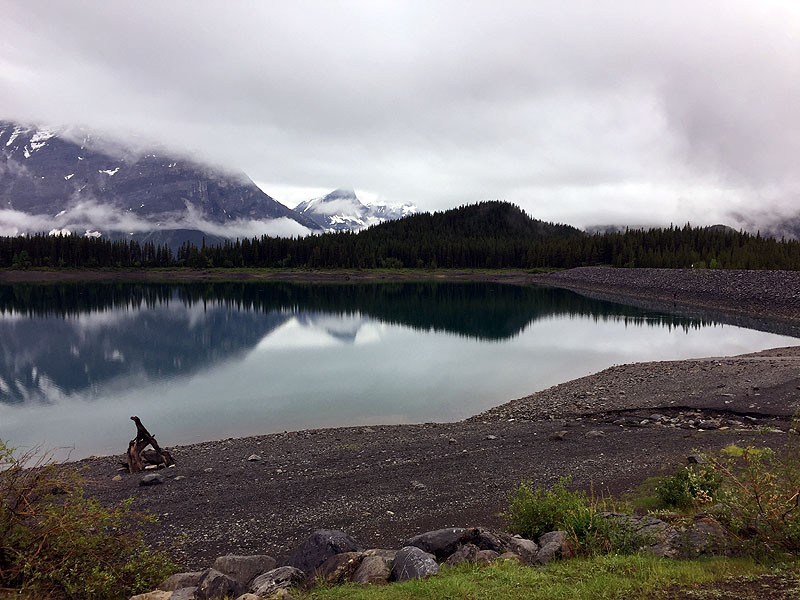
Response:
[444, 543, 479, 567]
[538, 530, 568, 547]
[460, 527, 510, 553]
[363, 548, 397, 560]
[140, 473, 165, 486]
[506, 536, 538, 564]
[170, 588, 196, 600]
[286, 529, 363, 576]
[475, 549, 500, 565]
[158, 572, 204, 591]
[498, 552, 521, 561]
[352, 555, 393, 585]
[536, 531, 569, 564]
[403, 528, 466, 560]
[390, 546, 440, 582]
[211, 554, 276, 587]
[249, 567, 305, 597]
[129, 592, 172, 600]
[535, 541, 563, 565]
[313, 552, 364, 584]
[684, 518, 732, 557]
[195, 568, 244, 600]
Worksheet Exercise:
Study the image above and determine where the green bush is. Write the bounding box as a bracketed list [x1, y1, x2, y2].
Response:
[709, 444, 800, 554]
[655, 464, 722, 510]
[504, 478, 648, 555]
[0, 440, 178, 600]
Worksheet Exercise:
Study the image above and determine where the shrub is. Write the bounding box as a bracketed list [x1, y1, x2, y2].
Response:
[655, 464, 722, 510]
[504, 478, 649, 555]
[0, 440, 178, 600]
[708, 444, 800, 554]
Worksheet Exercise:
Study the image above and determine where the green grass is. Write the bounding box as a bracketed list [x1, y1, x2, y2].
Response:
[302, 555, 773, 600]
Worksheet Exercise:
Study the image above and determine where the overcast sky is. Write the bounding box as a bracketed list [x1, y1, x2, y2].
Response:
[2, 1, 798, 229]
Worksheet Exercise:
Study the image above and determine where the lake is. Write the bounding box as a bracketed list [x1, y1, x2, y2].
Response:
[0, 280, 796, 460]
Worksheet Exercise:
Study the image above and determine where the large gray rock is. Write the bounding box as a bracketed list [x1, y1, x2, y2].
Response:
[684, 519, 732, 557]
[158, 572, 204, 591]
[391, 546, 440, 582]
[313, 552, 364, 584]
[507, 536, 538, 564]
[170, 588, 197, 600]
[286, 529, 363, 576]
[352, 555, 393, 585]
[211, 554, 276, 586]
[460, 527, 510, 553]
[363, 548, 397, 560]
[475, 550, 500, 565]
[195, 568, 244, 600]
[403, 528, 466, 560]
[538, 530, 568, 547]
[139, 473, 165, 486]
[129, 592, 172, 600]
[535, 541, 563, 565]
[249, 566, 305, 597]
[536, 530, 570, 565]
[444, 543, 479, 567]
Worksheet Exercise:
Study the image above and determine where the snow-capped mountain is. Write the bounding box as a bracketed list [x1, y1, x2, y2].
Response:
[0, 120, 321, 245]
[294, 188, 416, 232]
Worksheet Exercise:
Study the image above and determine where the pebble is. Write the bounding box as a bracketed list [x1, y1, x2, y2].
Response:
[112, 474, 122, 481]
[247, 454, 262, 461]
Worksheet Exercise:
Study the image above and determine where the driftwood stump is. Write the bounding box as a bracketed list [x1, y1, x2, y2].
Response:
[125, 416, 174, 473]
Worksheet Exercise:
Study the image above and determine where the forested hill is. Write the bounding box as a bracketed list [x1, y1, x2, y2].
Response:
[360, 201, 581, 240]
[2, 200, 800, 270]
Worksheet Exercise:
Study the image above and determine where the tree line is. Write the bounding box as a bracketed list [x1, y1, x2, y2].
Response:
[1, 201, 799, 271]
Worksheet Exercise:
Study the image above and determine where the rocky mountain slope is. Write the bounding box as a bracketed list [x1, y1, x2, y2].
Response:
[294, 188, 416, 232]
[0, 121, 321, 244]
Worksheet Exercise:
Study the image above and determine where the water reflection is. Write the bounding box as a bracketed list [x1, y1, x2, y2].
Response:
[0, 281, 795, 458]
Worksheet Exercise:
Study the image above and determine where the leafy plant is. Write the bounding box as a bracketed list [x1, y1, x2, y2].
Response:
[504, 478, 649, 555]
[708, 444, 800, 554]
[655, 463, 722, 510]
[0, 440, 177, 600]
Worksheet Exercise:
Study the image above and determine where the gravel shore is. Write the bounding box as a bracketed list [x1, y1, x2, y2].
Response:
[79, 267, 800, 568]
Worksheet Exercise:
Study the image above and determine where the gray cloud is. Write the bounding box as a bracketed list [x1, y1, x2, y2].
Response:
[1, 1, 798, 231]
[0, 200, 310, 239]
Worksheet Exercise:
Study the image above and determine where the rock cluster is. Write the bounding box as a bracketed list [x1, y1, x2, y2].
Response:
[131, 515, 734, 599]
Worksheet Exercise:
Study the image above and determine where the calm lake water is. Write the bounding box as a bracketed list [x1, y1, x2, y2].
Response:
[0, 281, 796, 459]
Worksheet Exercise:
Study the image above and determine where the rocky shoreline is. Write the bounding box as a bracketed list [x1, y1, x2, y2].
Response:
[77, 268, 800, 569]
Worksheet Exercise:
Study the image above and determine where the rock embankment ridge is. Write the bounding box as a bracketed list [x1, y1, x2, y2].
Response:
[131, 518, 734, 599]
[532, 267, 800, 334]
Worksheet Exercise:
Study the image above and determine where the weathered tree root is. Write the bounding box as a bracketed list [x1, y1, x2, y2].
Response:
[125, 415, 175, 473]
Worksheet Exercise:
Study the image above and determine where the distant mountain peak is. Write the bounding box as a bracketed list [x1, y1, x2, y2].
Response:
[0, 118, 321, 245]
[294, 188, 417, 232]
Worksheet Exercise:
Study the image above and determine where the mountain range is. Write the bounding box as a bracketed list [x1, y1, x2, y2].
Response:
[294, 188, 416, 232]
[0, 120, 413, 246]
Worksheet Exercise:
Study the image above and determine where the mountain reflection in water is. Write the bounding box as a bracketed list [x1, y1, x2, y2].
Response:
[0, 281, 795, 458]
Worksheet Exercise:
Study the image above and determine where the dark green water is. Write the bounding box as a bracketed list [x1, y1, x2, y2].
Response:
[0, 281, 794, 459]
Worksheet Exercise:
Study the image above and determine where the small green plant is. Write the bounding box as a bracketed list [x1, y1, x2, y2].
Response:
[504, 478, 648, 555]
[655, 463, 722, 510]
[0, 440, 178, 600]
